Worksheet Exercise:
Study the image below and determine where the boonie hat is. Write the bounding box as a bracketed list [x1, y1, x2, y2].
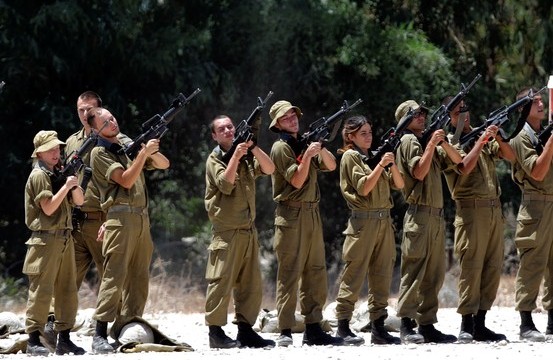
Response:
[269, 100, 303, 132]
[31, 130, 65, 158]
[394, 100, 429, 122]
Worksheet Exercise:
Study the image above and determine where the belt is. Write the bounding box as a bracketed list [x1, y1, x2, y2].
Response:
[108, 205, 148, 215]
[279, 200, 318, 209]
[456, 199, 501, 209]
[83, 211, 106, 221]
[351, 209, 390, 219]
[522, 193, 553, 202]
[32, 229, 71, 236]
[407, 204, 444, 217]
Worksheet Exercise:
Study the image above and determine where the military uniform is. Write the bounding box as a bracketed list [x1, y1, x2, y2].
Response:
[335, 149, 396, 322]
[23, 162, 78, 334]
[395, 132, 453, 325]
[443, 137, 504, 316]
[270, 137, 333, 330]
[510, 127, 553, 313]
[204, 149, 266, 326]
[90, 137, 154, 324]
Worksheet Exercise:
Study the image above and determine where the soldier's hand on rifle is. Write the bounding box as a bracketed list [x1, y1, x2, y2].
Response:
[233, 141, 252, 160]
[379, 152, 396, 168]
[64, 175, 79, 191]
[304, 141, 323, 160]
[141, 139, 161, 157]
[481, 125, 499, 143]
[429, 129, 446, 147]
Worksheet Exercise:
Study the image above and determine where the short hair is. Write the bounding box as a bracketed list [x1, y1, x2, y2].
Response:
[78, 91, 103, 107]
[209, 115, 231, 133]
[86, 106, 104, 128]
[516, 87, 538, 101]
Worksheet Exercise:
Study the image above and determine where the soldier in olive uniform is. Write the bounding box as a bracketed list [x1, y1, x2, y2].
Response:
[86, 107, 170, 354]
[24, 130, 85, 356]
[509, 87, 552, 342]
[394, 100, 462, 344]
[268, 100, 343, 347]
[443, 99, 514, 343]
[204, 115, 275, 349]
[334, 115, 404, 345]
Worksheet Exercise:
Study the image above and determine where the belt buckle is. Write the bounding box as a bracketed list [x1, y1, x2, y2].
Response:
[378, 210, 385, 219]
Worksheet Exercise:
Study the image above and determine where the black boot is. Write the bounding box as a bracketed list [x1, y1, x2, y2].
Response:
[399, 317, 424, 344]
[546, 309, 553, 335]
[91, 321, 115, 354]
[42, 314, 57, 352]
[418, 324, 457, 343]
[276, 328, 293, 347]
[371, 315, 400, 345]
[236, 322, 275, 348]
[27, 330, 50, 356]
[208, 325, 240, 349]
[519, 311, 545, 342]
[55, 329, 85, 355]
[473, 310, 506, 342]
[458, 314, 474, 343]
[303, 322, 344, 346]
[336, 319, 365, 345]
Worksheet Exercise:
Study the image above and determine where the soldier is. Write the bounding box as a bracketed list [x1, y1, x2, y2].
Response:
[334, 115, 404, 345]
[204, 115, 275, 349]
[86, 107, 170, 353]
[268, 100, 343, 347]
[23, 130, 85, 356]
[394, 100, 462, 344]
[443, 98, 514, 342]
[509, 87, 552, 342]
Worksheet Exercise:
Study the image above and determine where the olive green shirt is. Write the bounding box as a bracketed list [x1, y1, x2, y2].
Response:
[90, 139, 148, 211]
[510, 127, 553, 194]
[204, 149, 265, 232]
[24, 162, 73, 231]
[339, 149, 394, 210]
[65, 129, 132, 212]
[443, 135, 502, 199]
[395, 132, 453, 208]
[270, 139, 332, 202]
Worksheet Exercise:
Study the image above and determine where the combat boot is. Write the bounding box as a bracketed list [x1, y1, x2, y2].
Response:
[91, 321, 115, 354]
[276, 329, 293, 347]
[336, 319, 365, 345]
[303, 322, 344, 346]
[371, 315, 400, 345]
[399, 317, 424, 344]
[42, 314, 57, 352]
[236, 322, 275, 348]
[418, 324, 457, 343]
[55, 329, 85, 355]
[473, 310, 506, 342]
[519, 311, 545, 342]
[546, 309, 553, 336]
[27, 330, 50, 356]
[208, 325, 240, 349]
[458, 314, 474, 343]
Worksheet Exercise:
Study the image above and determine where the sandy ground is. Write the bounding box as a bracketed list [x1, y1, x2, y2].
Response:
[1, 306, 552, 359]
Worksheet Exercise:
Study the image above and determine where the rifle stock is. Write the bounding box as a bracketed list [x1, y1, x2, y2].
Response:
[123, 88, 201, 159]
[420, 74, 481, 148]
[221, 91, 274, 163]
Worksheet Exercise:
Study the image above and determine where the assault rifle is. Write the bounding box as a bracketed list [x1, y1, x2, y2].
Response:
[123, 88, 201, 159]
[536, 122, 553, 155]
[297, 98, 363, 160]
[71, 167, 93, 231]
[420, 74, 481, 148]
[0, 81, 5, 94]
[459, 86, 547, 148]
[221, 91, 274, 163]
[367, 107, 415, 169]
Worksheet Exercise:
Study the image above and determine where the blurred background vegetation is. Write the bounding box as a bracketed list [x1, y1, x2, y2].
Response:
[1, 0, 551, 309]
